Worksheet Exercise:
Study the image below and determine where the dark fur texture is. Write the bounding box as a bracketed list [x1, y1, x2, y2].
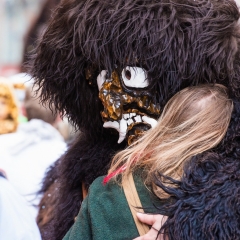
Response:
[37, 131, 125, 239]
[31, 0, 240, 127]
[36, 155, 61, 238]
[155, 99, 240, 239]
[30, 0, 240, 239]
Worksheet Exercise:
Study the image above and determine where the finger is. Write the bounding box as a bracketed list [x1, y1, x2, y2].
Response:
[136, 212, 156, 225]
[151, 215, 168, 232]
[137, 213, 168, 232]
[136, 213, 166, 227]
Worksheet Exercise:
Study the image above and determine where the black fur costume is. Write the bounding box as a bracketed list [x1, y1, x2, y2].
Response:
[30, 0, 240, 239]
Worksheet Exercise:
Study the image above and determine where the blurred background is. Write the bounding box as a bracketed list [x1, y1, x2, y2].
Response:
[0, 0, 64, 124]
[0, 0, 41, 76]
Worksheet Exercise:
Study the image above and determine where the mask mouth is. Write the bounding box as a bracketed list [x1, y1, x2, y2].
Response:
[126, 123, 151, 145]
[103, 108, 158, 144]
[122, 109, 157, 130]
[123, 102, 160, 118]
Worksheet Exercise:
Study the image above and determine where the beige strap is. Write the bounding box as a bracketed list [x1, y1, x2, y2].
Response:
[82, 182, 88, 200]
[75, 182, 88, 221]
[122, 173, 149, 236]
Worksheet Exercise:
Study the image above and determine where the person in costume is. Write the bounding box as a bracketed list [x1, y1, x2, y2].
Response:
[63, 84, 233, 239]
[29, 0, 240, 239]
[0, 78, 18, 135]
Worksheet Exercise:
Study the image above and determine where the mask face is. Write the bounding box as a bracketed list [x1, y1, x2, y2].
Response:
[97, 66, 160, 145]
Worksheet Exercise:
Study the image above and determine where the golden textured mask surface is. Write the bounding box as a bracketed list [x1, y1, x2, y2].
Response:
[98, 69, 160, 145]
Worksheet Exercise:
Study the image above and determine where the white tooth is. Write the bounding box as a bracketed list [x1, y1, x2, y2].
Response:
[123, 114, 129, 120]
[118, 118, 128, 144]
[134, 115, 142, 123]
[142, 116, 158, 128]
[128, 119, 134, 125]
[103, 121, 120, 131]
[132, 113, 136, 116]
[130, 113, 133, 118]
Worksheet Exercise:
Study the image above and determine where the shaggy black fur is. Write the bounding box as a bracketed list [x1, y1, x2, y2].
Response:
[31, 0, 240, 126]
[38, 130, 125, 239]
[155, 99, 240, 239]
[29, 0, 240, 239]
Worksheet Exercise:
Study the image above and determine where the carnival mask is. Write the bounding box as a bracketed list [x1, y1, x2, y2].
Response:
[97, 67, 160, 145]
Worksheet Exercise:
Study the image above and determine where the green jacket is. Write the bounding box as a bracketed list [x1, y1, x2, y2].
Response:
[64, 172, 168, 240]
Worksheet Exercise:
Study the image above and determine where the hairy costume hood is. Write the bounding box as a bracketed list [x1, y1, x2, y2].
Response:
[31, 0, 240, 132]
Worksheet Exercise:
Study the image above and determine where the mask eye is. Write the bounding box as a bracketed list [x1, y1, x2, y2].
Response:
[124, 70, 132, 80]
[122, 66, 149, 88]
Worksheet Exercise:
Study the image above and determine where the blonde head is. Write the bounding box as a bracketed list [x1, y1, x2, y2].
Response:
[109, 84, 233, 197]
[0, 78, 19, 134]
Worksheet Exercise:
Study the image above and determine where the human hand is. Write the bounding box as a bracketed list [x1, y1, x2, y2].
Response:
[133, 213, 167, 240]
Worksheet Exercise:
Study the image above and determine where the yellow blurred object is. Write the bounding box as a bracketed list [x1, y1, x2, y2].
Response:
[13, 83, 26, 90]
[0, 77, 19, 134]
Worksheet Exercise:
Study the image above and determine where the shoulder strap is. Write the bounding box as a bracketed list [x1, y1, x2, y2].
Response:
[82, 182, 88, 199]
[122, 173, 149, 236]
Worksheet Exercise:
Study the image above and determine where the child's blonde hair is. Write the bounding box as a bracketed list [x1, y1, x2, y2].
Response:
[108, 84, 233, 198]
